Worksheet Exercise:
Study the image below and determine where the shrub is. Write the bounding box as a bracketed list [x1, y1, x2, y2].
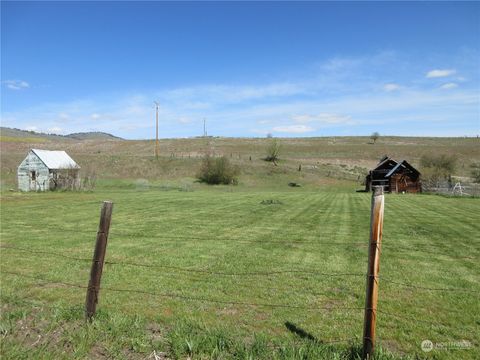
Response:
[470, 163, 480, 183]
[264, 138, 281, 165]
[197, 155, 239, 185]
[420, 154, 457, 188]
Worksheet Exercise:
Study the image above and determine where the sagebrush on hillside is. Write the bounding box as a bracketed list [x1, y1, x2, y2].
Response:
[197, 154, 239, 185]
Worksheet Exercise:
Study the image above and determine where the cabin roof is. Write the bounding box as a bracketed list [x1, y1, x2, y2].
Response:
[31, 149, 80, 169]
[385, 160, 420, 178]
[369, 157, 419, 179]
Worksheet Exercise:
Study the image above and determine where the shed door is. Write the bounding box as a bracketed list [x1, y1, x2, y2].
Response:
[30, 170, 37, 190]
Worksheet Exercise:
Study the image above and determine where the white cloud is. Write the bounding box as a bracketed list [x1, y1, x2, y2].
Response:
[3, 80, 30, 90]
[91, 113, 101, 120]
[426, 69, 456, 78]
[383, 83, 401, 92]
[292, 113, 353, 125]
[272, 125, 314, 134]
[439, 83, 458, 90]
[25, 126, 38, 131]
[48, 127, 64, 134]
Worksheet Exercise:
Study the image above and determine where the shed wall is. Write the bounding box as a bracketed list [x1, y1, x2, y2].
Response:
[17, 152, 51, 191]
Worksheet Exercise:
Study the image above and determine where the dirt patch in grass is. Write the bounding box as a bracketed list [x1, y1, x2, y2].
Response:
[216, 307, 239, 316]
[5, 307, 67, 351]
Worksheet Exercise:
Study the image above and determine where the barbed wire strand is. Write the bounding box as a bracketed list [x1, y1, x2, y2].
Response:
[2, 270, 366, 311]
[380, 277, 480, 293]
[2, 245, 478, 294]
[3, 228, 478, 259]
[0, 245, 365, 278]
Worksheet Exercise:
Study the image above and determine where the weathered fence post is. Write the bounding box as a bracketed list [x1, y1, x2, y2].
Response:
[362, 186, 384, 359]
[85, 201, 113, 321]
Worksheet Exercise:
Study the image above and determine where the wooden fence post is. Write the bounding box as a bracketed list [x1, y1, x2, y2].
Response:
[362, 186, 384, 359]
[85, 201, 113, 321]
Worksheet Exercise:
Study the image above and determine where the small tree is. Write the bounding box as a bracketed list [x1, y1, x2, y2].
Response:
[370, 132, 380, 144]
[197, 155, 239, 185]
[264, 138, 281, 165]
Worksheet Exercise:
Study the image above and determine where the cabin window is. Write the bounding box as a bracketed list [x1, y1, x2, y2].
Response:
[31, 171, 36, 181]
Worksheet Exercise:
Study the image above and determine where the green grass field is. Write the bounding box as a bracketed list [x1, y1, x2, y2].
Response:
[1, 184, 478, 359]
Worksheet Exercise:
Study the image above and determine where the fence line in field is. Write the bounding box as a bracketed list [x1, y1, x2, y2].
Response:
[0, 244, 92, 262]
[2, 236, 476, 266]
[374, 309, 451, 326]
[6, 227, 478, 260]
[3, 244, 477, 285]
[3, 227, 371, 245]
[380, 277, 479, 293]
[0, 245, 365, 278]
[2, 270, 366, 311]
[1, 270, 463, 332]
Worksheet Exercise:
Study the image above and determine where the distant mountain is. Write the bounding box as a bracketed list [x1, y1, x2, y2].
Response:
[0, 127, 123, 140]
[65, 132, 123, 140]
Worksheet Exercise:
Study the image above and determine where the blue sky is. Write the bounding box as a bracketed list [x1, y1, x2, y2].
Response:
[1, 1, 479, 139]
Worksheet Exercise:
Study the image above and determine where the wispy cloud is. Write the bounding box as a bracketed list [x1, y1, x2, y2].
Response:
[292, 113, 353, 125]
[272, 125, 314, 134]
[426, 69, 456, 78]
[160, 82, 306, 105]
[383, 83, 401, 92]
[3, 80, 30, 90]
[439, 82, 458, 90]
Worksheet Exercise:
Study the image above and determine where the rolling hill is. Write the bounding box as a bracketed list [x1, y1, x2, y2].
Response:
[0, 127, 122, 141]
[1, 126, 479, 190]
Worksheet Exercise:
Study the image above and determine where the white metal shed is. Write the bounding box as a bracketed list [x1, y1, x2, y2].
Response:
[17, 149, 80, 191]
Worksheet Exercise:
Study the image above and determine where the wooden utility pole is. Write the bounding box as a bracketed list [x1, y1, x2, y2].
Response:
[85, 201, 113, 321]
[154, 101, 160, 159]
[362, 186, 384, 359]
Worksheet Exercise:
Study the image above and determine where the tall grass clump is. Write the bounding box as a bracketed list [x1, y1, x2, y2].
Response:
[197, 155, 239, 185]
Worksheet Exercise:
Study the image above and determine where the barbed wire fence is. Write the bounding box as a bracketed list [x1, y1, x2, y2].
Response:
[1, 189, 478, 358]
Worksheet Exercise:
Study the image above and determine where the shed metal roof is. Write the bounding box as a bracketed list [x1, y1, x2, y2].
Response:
[31, 149, 80, 169]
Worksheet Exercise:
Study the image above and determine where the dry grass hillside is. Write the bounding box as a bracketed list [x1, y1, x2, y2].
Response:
[1, 128, 479, 189]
